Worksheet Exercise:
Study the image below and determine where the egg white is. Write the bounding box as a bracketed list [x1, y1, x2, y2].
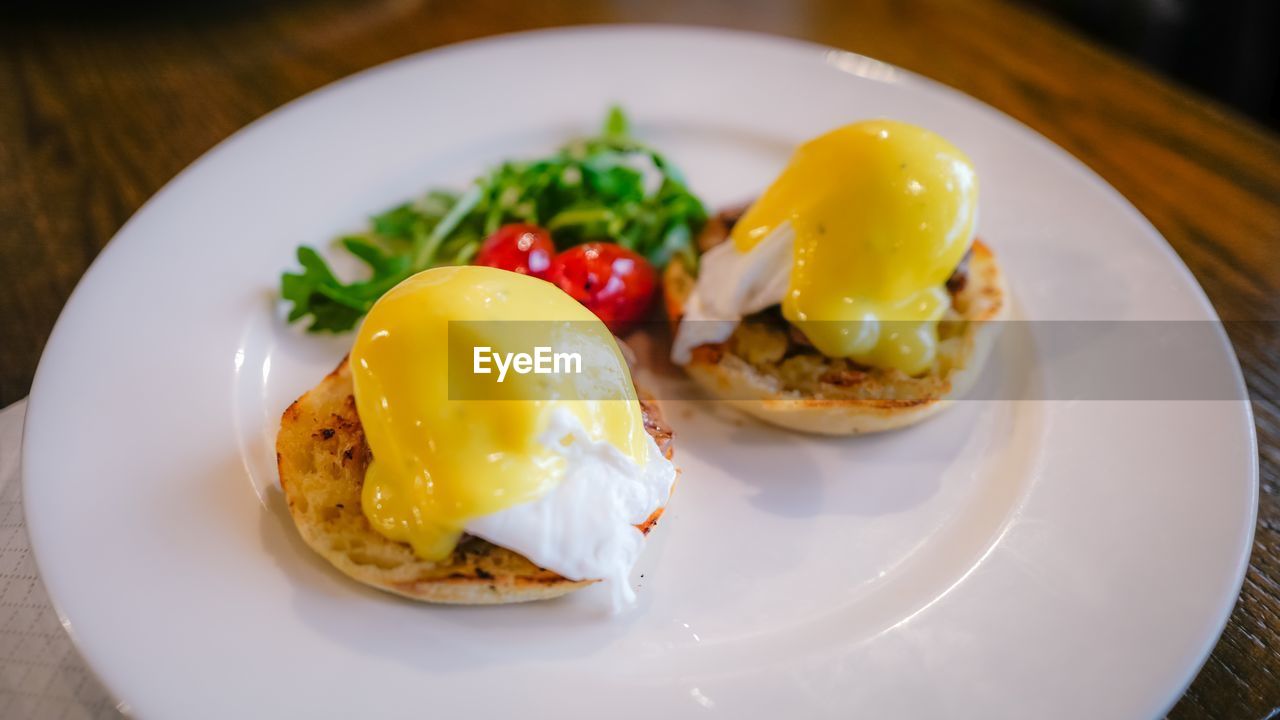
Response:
[463, 407, 676, 609]
[671, 222, 795, 364]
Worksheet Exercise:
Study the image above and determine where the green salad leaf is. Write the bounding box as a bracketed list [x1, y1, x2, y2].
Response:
[280, 106, 707, 332]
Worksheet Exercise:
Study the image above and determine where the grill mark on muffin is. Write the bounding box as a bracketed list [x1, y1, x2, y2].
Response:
[946, 249, 972, 294]
[819, 368, 870, 387]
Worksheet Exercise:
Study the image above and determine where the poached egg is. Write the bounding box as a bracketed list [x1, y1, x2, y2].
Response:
[351, 266, 675, 606]
[672, 120, 977, 375]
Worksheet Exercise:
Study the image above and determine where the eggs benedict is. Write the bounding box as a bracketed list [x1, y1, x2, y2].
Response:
[666, 120, 1008, 434]
[277, 266, 677, 606]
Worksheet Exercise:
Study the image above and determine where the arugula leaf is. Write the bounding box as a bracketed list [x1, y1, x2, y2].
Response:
[603, 105, 629, 138]
[413, 183, 483, 268]
[370, 204, 419, 240]
[280, 247, 372, 332]
[280, 106, 707, 332]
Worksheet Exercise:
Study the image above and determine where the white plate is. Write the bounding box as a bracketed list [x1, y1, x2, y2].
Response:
[23, 27, 1256, 719]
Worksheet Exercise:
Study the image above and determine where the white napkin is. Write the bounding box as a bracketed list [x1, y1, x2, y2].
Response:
[0, 400, 118, 719]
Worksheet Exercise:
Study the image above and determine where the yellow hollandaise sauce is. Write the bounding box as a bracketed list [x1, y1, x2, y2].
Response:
[733, 120, 977, 375]
[349, 266, 649, 561]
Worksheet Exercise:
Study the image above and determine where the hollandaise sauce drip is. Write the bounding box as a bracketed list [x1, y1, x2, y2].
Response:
[349, 266, 649, 561]
[732, 120, 977, 375]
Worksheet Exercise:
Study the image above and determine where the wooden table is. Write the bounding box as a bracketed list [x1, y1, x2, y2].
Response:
[2, 0, 1277, 715]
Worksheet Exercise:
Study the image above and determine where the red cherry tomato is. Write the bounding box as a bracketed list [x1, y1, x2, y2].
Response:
[548, 243, 656, 334]
[475, 223, 555, 278]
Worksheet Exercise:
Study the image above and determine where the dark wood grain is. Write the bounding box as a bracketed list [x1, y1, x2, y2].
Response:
[1, 0, 1277, 715]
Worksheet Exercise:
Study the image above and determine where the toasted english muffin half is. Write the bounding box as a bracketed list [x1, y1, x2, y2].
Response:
[663, 210, 1009, 435]
[276, 359, 673, 604]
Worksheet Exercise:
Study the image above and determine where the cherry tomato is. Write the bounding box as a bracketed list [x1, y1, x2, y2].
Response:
[548, 243, 656, 334]
[475, 223, 554, 278]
